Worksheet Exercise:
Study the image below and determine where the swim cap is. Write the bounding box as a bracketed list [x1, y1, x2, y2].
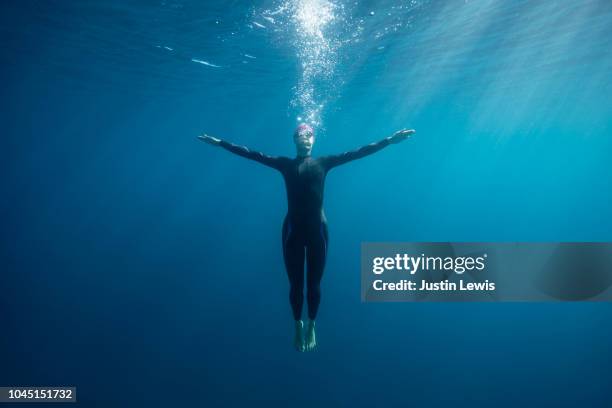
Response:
[294, 123, 314, 137]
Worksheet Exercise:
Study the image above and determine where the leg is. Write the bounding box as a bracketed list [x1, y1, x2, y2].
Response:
[282, 218, 305, 320]
[306, 221, 328, 320]
[282, 218, 305, 351]
[304, 221, 328, 351]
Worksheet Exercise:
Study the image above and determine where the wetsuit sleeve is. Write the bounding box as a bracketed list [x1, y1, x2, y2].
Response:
[218, 140, 284, 170]
[323, 136, 393, 170]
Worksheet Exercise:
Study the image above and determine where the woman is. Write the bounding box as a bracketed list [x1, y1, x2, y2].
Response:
[199, 124, 414, 351]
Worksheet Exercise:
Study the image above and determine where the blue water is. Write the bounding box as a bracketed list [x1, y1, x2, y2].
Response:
[2, 0, 612, 406]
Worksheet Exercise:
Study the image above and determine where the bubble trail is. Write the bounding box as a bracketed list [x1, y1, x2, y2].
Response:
[263, 0, 344, 130]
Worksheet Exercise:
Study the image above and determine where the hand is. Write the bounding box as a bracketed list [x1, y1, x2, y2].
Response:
[198, 134, 221, 146]
[390, 129, 415, 144]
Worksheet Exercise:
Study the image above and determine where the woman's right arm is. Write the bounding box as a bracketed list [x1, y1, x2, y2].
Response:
[198, 134, 284, 169]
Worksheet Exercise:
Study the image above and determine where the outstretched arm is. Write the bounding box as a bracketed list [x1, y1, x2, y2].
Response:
[323, 129, 415, 170]
[198, 134, 283, 169]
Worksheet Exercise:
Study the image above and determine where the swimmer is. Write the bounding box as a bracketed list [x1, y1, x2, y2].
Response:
[198, 124, 414, 351]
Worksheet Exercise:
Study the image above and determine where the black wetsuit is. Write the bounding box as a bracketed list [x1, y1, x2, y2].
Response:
[218, 137, 393, 320]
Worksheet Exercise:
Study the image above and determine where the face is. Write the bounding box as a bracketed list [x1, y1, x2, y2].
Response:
[294, 127, 315, 156]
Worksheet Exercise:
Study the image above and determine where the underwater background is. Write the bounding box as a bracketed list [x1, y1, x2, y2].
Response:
[1, 0, 612, 406]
